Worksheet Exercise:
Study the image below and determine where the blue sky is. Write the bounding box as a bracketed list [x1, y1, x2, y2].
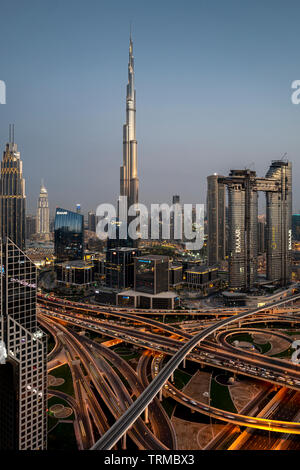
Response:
[0, 0, 299, 215]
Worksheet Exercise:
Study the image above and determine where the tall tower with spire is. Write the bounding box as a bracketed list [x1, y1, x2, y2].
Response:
[120, 33, 139, 210]
[36, 179, 50, 240]
[0, 124, 26, 249]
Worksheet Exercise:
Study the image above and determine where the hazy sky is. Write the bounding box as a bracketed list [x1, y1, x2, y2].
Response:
[0, 0, 299, 216]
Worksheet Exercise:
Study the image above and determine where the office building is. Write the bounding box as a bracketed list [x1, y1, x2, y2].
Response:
[55, 260, 94, 288]
[0, 237, 47, 449]
[105, 247, 139, 289]
[207, 174, 226, 266]
[185, 265, 221, 295]
[0, 125, 26, 250]
[169, 264, 183, 287]
[134, 255, 169, 294]
[54, 208, 84, 262]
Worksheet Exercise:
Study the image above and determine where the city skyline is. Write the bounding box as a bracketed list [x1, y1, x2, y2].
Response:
[2, 0, 300, 455]
[0, 0, 299, 214]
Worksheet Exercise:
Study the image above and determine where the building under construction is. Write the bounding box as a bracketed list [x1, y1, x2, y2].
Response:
[207, 160, 292, 291]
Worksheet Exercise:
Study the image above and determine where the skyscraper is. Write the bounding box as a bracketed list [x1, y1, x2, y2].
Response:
[265, 160, 292, 285]
[105, 247, 140, 289]
[0, 125, 26, 250]
[207, 174, 226, 266]
[257, 216, 266, 254]
[54, 208, 84, 262]
[0, 237, 47, 449]
[215, 160, 292, 290]
[36, 180, 50, 240]
[120, 34, 139, 211]
[88, 211, 96, 232]
[226, 170, 258, 290]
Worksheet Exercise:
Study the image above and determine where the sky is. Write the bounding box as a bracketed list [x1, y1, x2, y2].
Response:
[0, 0, 299, 216]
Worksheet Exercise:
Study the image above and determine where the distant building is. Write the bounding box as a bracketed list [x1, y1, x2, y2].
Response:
[55, 260, 94, 288]
[134, 255, 169, 294]
[257, 217, 266, 254]
[88, 211, 97, 232]
[185, 265, 220, 295]
[292, 214, 300, 241]
[54, 208, 84, 262]
[117, 289, 179, 309]
[26, 215, 36, 239]
[36, 180, 50, 241]
[169, 264, 183, 287]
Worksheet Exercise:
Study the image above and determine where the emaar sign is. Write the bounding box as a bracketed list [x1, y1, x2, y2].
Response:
[0, 80, 6, 104]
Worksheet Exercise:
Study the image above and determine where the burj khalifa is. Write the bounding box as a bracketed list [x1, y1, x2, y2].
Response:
[120, 34, 139, 210]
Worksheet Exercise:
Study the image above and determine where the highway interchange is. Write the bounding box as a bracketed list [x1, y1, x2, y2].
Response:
[38, 289, 300, 450]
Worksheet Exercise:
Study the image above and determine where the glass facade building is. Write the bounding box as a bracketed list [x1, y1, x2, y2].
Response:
[134, 255, 169, 294]
[0, 131, 26, 250]
[207, 174, 226, 266]
[0, 237, 47, 449]
[105, 247, 139, 289]
[265, 161, 292, 285]
[54, 208, 84, 262]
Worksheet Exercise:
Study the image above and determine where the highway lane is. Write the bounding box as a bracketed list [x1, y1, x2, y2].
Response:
[136, 352, 178, 449]
[41, 315, 110, 447]
[39, 298, 300, 444]
[39, 316, 95, 449]
[78, 335, 176, 449]
[238, 390, 300, 450]
[149, 353, 300, 435]
[40, 307, 300, 391]
[91, 292, 300, 450]
[40, 313, 168, 450]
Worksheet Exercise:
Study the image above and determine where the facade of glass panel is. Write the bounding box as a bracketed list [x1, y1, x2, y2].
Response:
[105, 247, 139, 289]
[0, 237, 47, 450]
[54, 208, 84, 262]
[207, 174, 226, 265]
[215, 160, 292, 290]
[0, 136, 26, 250]
[265, 161, 292, 285]
[225, 170, 258, 291]
[134, 255, 169, 294]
